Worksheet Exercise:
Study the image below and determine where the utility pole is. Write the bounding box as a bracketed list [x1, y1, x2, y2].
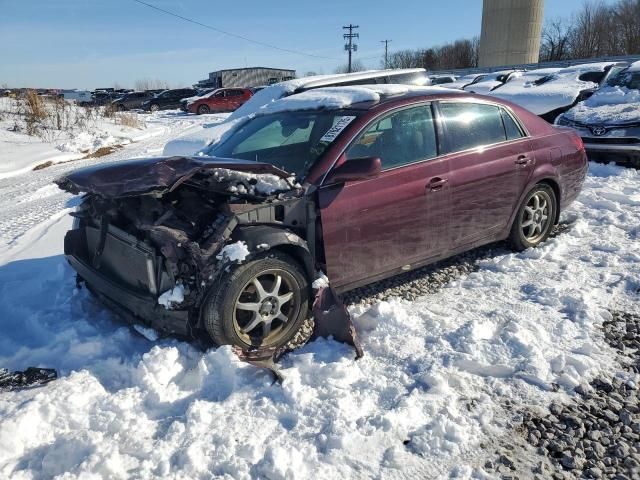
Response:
[343, 24, 359, 73]
[380, 39, 392, 68]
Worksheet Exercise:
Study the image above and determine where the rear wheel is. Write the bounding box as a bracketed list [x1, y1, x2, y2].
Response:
[197, 104, 210, 115]
[202, 252, 309, 349]
[508, 184, 557, 251]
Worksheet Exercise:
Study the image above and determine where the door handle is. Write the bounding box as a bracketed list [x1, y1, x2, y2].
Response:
[427, 177, 448, 192]
[515, 155, 531, 165]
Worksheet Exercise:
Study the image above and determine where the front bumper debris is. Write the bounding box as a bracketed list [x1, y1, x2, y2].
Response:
[0, 367, 58, 392]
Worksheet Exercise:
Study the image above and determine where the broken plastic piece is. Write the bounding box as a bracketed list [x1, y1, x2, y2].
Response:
[232, 347, 285, 383]
[0, 367, 58, 391]
[311, 286, 364, 359]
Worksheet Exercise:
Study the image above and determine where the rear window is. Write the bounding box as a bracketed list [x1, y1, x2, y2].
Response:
[440, 102, 510, 153]
[578, 71, 605, 83]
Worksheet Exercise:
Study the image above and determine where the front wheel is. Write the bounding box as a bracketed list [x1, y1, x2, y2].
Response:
[149, 103, 159, 112]
[201, 252, 309, 350]
[197, 104, 210, 115]
[508, 184, 557, 251]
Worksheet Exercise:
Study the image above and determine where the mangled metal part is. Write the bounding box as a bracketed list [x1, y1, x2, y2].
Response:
[0, 367, 58, 392]
[232, 346, 285, 383]
[231, 286, 363, 382]
[55, 156, 292, 199]
[311, 286, 363, 359]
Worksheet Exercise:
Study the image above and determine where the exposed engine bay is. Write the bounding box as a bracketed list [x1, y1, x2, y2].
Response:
[56, 157, 360, 369]
[66, 167, 309, 314]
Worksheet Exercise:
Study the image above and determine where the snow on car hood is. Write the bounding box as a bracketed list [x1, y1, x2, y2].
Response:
[55, 156, 291, 198]
[562, 86, 640, 125]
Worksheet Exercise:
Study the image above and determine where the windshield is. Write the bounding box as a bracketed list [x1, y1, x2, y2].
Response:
[607, 69, 640, 89]
[208, 110, 357, 179]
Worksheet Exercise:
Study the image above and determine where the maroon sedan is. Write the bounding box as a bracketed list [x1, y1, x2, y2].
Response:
[57, 88, 587, 350]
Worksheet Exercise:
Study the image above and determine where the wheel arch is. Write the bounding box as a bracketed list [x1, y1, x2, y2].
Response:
[537, 178, 561, 224]
[231, 225, 315, 281]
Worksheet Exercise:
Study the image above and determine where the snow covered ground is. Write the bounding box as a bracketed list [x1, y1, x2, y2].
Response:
[0, 113, 639, 478]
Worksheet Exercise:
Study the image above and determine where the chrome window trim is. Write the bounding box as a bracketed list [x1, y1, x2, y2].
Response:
[319, 98, 531, 186]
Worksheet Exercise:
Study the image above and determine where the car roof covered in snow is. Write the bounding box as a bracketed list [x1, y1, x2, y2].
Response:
[628, 60, 640, 72]
[256, 84, 461, 115]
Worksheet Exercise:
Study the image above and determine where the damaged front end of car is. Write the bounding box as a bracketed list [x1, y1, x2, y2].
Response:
[56, 156, 361, 361]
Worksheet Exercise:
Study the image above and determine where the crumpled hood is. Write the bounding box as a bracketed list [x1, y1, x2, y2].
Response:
[55, 156, 291, 198]
[563, 86, 640, 125]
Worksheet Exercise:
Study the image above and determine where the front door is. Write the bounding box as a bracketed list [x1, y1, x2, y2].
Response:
[319, 104, 451, 291]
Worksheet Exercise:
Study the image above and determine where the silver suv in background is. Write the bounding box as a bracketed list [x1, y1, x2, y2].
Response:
[556, 61, 640, 167]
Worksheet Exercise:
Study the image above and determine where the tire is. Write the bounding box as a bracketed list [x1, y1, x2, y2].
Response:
[508, 184, 557, 251]
[118, 104, 126, 111]
[150, 103, 159, 112]
[197, 104, 210, 115]
[202, 251, 309, 349]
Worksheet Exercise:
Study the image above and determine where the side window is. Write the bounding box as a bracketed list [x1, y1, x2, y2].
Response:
[501, 109, 524, 141]
[439, 102, 507, 153]
[346, 105, 437, 169]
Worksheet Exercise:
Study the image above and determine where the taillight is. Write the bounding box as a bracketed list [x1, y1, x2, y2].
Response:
[571, 133, 585, 151]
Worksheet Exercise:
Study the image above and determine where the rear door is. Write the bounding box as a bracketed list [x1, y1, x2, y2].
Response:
[319, 104, 451, 290]
[437, 101, 533, 247]
[226, 89, 245, 110]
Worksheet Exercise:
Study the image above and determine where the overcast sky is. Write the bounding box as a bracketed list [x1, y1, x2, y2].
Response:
[0, 0, 617, 89]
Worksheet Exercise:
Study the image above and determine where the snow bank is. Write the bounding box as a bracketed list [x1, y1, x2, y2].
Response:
[0, 99, 154, 178]
[0, 162, 638, 478]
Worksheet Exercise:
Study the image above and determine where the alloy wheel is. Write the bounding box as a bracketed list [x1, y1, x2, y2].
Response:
[232, 269, 299, 344]
[521, 190, 552, 243]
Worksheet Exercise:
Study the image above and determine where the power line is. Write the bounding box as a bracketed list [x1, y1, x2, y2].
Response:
[131, 0, 339, 60]
[380, 39, 392, 68]
[343, 24, 359, 73]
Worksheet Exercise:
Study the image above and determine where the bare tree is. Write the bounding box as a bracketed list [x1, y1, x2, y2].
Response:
[134, 78, 171, 91]
[614, 0, 640, 54]
[567, 1, 613, 58]
[540, 18, 570, 61]
[333, 60, 366, 73]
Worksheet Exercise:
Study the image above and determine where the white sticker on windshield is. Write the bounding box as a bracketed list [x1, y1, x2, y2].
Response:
[320, 116, 356, 143]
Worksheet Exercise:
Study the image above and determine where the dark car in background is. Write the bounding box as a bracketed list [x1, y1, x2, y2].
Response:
[111, 91, 155, 111]
[57, 86, 587, 351]
[187, 88, 254, 114]
[142, 88, 198, 112]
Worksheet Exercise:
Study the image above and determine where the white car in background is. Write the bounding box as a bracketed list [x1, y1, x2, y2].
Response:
[556, 61, 640, 166]
[162, 69, 431, 156]
[429, 74, 457, 85]
[444, 73, 487, 90]
[490, 62, 626, 122]
[462, 70, 523, 94]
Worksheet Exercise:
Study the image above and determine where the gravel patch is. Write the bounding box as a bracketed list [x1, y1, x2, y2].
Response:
[483, 311, 640, 479]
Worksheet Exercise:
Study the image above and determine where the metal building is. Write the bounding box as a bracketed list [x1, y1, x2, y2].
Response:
[478, 0, 544, 68]
[196, 67, 296, 89]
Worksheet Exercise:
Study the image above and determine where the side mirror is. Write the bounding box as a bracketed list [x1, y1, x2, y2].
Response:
[324, 156, 381, 185]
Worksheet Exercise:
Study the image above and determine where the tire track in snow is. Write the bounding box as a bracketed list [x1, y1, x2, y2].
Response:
[0, 113, 223, 245]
